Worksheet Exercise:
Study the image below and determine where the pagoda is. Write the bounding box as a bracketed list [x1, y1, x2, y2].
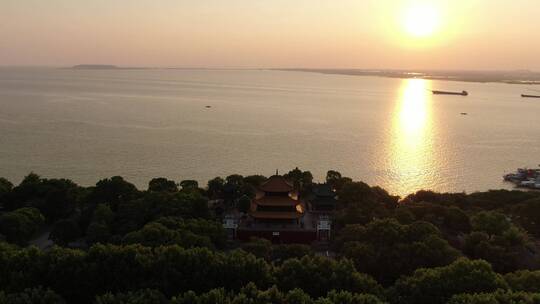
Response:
[249, 174, 305, 224]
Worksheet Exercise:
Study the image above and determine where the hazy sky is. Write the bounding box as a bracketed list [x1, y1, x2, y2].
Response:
[2, 0, 539, 70]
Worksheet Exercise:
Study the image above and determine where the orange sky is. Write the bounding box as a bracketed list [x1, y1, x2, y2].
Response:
[1, 0, 539, 70]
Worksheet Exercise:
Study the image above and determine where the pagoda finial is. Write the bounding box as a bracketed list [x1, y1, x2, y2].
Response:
[275, 169, 279, 176]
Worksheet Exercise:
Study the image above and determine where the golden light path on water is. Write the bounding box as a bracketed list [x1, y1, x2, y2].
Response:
[389, 78, 437, 197]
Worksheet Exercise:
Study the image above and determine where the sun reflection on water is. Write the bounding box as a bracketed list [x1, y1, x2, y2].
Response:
[390, 78, 436, 197]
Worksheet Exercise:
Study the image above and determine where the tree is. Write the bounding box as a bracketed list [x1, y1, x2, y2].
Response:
[3, 174, 80, 222]
[271, 244, 312, 262]
[388, 258, 508, 304]
[505, 270, 540, 293]
[326, 170, 342, 188]
[243, 175, 267, 188]
[50, 218, 81, 246]
[337, 219, 460, 285]
[275, 255, 383, 298]
[95, 289, 168, 304]
[207, 177, 225, 199]
[0, 177, 13, 207]
[179, 180, 198, 191]
[284, 168, 313, 191]
[0, 287, 66, 304]
[86, 221, 112, 245]
[148, 178, 178, 192]
[0, 207, 44, 245]
[448, 291, 540, 304]
[237, 195, 251, 214]
[471, 211, 511, 236]
[90, 176, 139, 210]
[93, 204, 114, 225]
[241, 238, 272, 259]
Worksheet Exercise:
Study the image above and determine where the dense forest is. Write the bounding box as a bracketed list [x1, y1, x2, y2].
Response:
[1, 169, 540, 304]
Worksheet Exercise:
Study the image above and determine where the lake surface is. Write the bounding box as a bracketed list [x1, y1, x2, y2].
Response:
[1, 68, 539, 197]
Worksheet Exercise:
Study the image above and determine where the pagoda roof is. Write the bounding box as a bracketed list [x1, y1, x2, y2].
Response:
[258, 175, 294, 193]
[254, 196, 299, 206]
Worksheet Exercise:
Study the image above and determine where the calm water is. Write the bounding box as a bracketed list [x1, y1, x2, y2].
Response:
[1, 68, 539, 197]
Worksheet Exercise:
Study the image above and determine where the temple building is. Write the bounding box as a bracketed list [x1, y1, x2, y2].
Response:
[236, 174, 318, 243]
[249, 175, 305, 225]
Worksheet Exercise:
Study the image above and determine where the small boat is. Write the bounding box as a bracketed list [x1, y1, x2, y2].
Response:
[205, 105, 212, 108]
[521, 94, 540, 98]
[460, 112, 468, 115]
[432, 90, 468, 96]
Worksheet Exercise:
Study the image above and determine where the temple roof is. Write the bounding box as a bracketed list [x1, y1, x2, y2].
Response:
[254, 196, 299, 206]
[258, 175, 294, 193]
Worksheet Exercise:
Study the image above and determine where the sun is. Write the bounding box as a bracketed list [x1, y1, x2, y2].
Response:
[402, 4, 441, 38]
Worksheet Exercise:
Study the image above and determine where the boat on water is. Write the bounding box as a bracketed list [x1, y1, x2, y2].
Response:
[432, 90, 468, 96]
[521, 94, 540, 98]
[503, 167, 540, 189]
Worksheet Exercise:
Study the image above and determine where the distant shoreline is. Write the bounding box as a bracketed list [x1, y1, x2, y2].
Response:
[39, 65, 540, 85]
[275, 68, 540, 85]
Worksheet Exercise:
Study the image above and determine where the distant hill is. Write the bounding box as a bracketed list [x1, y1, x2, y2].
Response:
[72, 64, 119, 69]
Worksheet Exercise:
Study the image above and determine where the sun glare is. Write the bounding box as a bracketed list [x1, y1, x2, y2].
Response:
[403, 4, 441, 38]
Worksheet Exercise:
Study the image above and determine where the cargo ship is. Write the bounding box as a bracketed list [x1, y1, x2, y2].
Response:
[521, 94, 540, 98]
[432, 90, 468, 96]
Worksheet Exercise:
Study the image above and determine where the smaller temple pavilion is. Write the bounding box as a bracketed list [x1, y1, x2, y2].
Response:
[236, 174, 318, 243]
[307, 184, 337, 213]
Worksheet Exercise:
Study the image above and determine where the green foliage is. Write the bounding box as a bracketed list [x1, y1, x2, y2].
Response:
[504, 270, 540, 292]
[241, 238, 272, 259]
[179, 180, 198, 191]
[0, 207, 44, 245]
[471, 212, 511, 236]
[95, 289, 168, 304]
[237, 195, 251, 214]
[0, 287, 66, 304]
[207, 177, 225, 199]
[337, 219, 460, 284]
[4, 174, 79, 222]
[49, 218, 81, 246]
[148, 178, 178, 193]
[122, 217, 225, 249]
[0, 177, 13, 194]
[448, 290, 540, 304]
[274, 255, 383, 298]
[89, 176, 139, 210]
[335, 182, 398, 225]
[170, 284, 385, 304]
[284, 168, 314, 191]
[242, 175, 267, 188]
[0, 177, 13, 207]
[464, 213, 534, 273]
[241, 239, 312, 262]
[93, 204, 114, 225]
[86, 221, 112, 245]
[325, 170, 342, 187]
[510, 197, 540, 237]
[0, 243, 274, 303]
[398, 202, 471, 233]
[271, 244, 312, 262]
[322, 290, 385, 304]
[388, 258, 508, 304]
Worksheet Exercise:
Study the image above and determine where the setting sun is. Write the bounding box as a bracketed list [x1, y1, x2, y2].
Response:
[403, 4, 441, 38]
